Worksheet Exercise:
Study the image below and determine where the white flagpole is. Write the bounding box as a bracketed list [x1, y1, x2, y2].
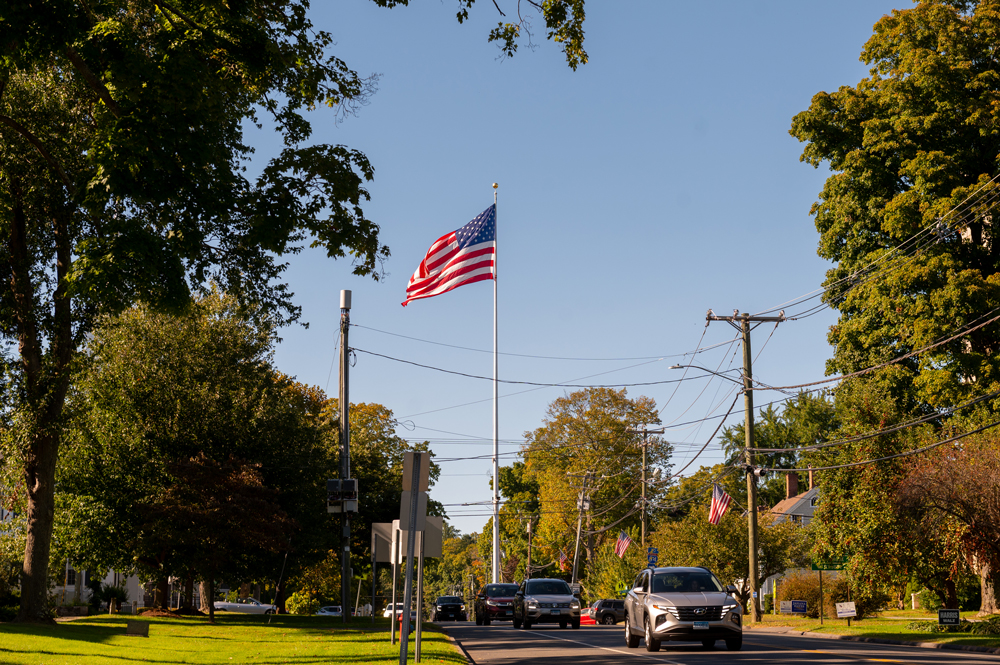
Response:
[492, 182, 500, 584]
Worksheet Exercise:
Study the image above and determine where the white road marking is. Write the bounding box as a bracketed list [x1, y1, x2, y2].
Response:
[520, 628, 686, 664]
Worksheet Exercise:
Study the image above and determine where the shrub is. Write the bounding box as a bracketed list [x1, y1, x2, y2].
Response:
[825, 576, 885, 620]
[285, 592, 319, 616]
[0, 606, 17, 622]
[972, 615, 1000, 636]
[776, 572, 826, 619]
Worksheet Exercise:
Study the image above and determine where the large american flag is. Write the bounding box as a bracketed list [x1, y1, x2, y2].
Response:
[401, 204, 496, 306]
[708, 484, 733, 525]
[613, 531, 632, 558]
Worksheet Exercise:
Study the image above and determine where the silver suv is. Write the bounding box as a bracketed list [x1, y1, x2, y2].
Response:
[624, 566, 742, 652]
[512, 578, 582, 629]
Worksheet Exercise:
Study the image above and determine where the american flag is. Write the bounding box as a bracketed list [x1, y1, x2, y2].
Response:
[708, 483, 733, 525]
[401, 204, 496, 306]
[558, 550, 568, 571]
[613, 531, 632, 558]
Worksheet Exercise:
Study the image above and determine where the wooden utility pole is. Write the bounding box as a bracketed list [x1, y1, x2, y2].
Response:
[636, 427, 665, 549]
[339, 290, 352, 623]
[706, 310, 784, 624]
[570, 472, 590, 585]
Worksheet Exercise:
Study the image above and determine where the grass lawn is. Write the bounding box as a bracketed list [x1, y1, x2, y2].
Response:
[0, 615, 466, 665]
[748, 613, 1000, 649]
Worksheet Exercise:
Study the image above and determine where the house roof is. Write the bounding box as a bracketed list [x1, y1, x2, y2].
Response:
[770, 487, 819, 516]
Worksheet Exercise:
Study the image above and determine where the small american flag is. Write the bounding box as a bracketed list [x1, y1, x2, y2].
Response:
[708, 484, 732, 525]
[558, 550, 568, 571]
[402, 204, 496, 306]
[613, 531, 632, 558]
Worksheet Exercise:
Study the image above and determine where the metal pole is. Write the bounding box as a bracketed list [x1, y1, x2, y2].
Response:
[391, 529, 398, 644]
[399, 452, 422, 665]
[571, 473, 588, 585]
[526, 519, 533, 580]
[339, 290, 352, 624]
[641, 430, 647, 549]
[819, 569, 824, 625]
[741, 314, 761, 624]
[371, 532, 376, 624]
[415, 531, 424, 662]
[492, 183, 500, 585]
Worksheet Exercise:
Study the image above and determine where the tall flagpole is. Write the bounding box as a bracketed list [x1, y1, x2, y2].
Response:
[492, 182, 500, 584]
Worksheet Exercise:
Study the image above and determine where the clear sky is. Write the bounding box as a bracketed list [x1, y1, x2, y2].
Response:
[253, 1, 905, 535]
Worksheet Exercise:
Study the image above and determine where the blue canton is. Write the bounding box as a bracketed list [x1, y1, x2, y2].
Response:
[455, 205, 496, 249]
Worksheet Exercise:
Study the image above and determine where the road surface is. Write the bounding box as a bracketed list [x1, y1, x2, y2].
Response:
[439, 621, 1000, 664]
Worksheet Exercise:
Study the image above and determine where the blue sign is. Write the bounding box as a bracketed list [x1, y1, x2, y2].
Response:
[791, 600, 807, 614]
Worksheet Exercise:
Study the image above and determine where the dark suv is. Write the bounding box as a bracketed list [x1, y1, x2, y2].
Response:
[587, 599, 625, 624]
[432, 596, 467, 621]
[475, 583, 520, 625]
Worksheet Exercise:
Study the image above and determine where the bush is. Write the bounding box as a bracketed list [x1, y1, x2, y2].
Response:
[776, 572, 826, 619]
[0, 606, 17, 622]
[285, 592, 319, 616]
[825, 576, 885, 620]
[972, 615, 1000, 636]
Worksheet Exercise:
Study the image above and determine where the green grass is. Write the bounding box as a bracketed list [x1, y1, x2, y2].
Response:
[749, 613, 1000, 649]
[0, 615, 466, 664]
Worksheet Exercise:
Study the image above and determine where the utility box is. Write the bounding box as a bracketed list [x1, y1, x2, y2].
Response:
[327, 479, 359, 513]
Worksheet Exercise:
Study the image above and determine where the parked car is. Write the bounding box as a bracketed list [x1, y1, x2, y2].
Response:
[315, 605, 343, 617]
[474, 583, 520, 625]
[623, 566, 742, 652]
[432, 596, 467, 622]
[213, 598, 277, 615]
[587, 599, 625, 624]
[512, 578, 581, 630]
[382, 603, 406, 619]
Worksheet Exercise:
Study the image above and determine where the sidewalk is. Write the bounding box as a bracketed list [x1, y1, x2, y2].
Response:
[745, 624, 1000, 655]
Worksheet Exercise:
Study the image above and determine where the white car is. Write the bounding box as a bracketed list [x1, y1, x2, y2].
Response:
[213, 598, 277, 615]
[382, 602, 406, 619]
[316, 605, 343, 617]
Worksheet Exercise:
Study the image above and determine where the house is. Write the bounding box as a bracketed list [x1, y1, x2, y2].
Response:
[761, 469, 829, 598]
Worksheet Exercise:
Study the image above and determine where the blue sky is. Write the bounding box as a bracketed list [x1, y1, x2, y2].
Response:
[254, 1, 905, 535]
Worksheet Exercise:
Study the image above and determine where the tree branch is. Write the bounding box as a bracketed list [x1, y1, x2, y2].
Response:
[64, 47, 123, 118]
[0, 115, 72, 189]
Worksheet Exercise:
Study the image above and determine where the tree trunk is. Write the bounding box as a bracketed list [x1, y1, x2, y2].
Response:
[978, 561, 1000, 616]
[944, 579, 959, 610]
[181, 573, 194, 612]
[74, 568, 83, 605]
[17, 431, 60, 623]
[199, 579, 212, 612]
[154, 577, 170, 609]
[208, 577, 216, 624]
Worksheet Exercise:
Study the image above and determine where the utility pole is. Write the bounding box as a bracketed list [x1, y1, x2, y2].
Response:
[525, 517, 536, 580]
[706, 310, 784, 624]
[633, 427, 665, 549]
[339, 290, 352, 623]
[570, 472, 590, 585]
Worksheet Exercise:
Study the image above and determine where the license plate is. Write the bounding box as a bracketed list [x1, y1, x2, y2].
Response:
[551, 609, 560, 615]
[693, 621, 709, 630]
[504, 611, 511, 615]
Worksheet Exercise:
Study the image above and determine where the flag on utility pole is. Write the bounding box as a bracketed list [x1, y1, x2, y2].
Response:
[614, 531, 632, 558]
[708, 484, 733, 525]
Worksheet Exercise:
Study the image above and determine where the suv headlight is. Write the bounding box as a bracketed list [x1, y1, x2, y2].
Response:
[651, 604, 675, 611]
[460, 605, 466, 610]
[527, 599, 538, 609]
[723, 601, 739, 612]
[486, 600, 497, 606]
[570, 600, 580, 609]
[436, 605, 443, 610]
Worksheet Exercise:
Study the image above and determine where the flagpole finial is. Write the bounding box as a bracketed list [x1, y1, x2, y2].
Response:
[492, 182, 498, 189]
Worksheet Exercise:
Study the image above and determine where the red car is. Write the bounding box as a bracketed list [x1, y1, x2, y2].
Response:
[475, 583, 520, 625]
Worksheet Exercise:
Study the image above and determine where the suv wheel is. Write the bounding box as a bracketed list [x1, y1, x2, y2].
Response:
[512, 614, 522, 629]
[483, 614, 491, 626]
[725, 636, 742, 651]
[601, 614, 615, 625]
[523, 617, 532, 630]
[571, 618, 580, 629]
[644, 616, 660, 652]
[624, 616, 640, 648]
[475, 612, 483, 626]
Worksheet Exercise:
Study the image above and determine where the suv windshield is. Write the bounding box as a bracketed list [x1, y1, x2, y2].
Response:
[485, 584, 519, 596]
[525, 580, 572, 596]
[650, 571, 723, 593]
[437, 597, 461, 603]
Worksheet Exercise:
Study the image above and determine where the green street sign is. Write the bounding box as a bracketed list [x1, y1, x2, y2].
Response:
[810, 557, 848, 571]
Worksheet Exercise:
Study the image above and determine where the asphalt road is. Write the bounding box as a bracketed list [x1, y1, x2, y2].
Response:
[438, 621, 1000, 665]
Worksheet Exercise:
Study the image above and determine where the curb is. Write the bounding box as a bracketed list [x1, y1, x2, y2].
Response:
[748, 627, 1000, 655]
[438, 626, 475, 664]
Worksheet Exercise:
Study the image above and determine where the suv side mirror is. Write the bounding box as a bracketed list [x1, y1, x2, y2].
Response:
[726, 584, 737, 595]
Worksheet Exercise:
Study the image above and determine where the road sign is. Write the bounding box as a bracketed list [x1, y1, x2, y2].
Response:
[646, 547, 658, 568]
[402, 451, 430, 492]
[938, 609, 960, 626]
[615, 582, 629, 596]
[810, 557, 847, 571]
[835, 602, 857, 618]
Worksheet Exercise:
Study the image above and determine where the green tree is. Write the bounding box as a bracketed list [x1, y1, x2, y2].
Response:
[789, 0, 1000, 409]
[56, 292, 332, 610]
[585, 526, 643, 602]
[521, 388, 672, 579]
